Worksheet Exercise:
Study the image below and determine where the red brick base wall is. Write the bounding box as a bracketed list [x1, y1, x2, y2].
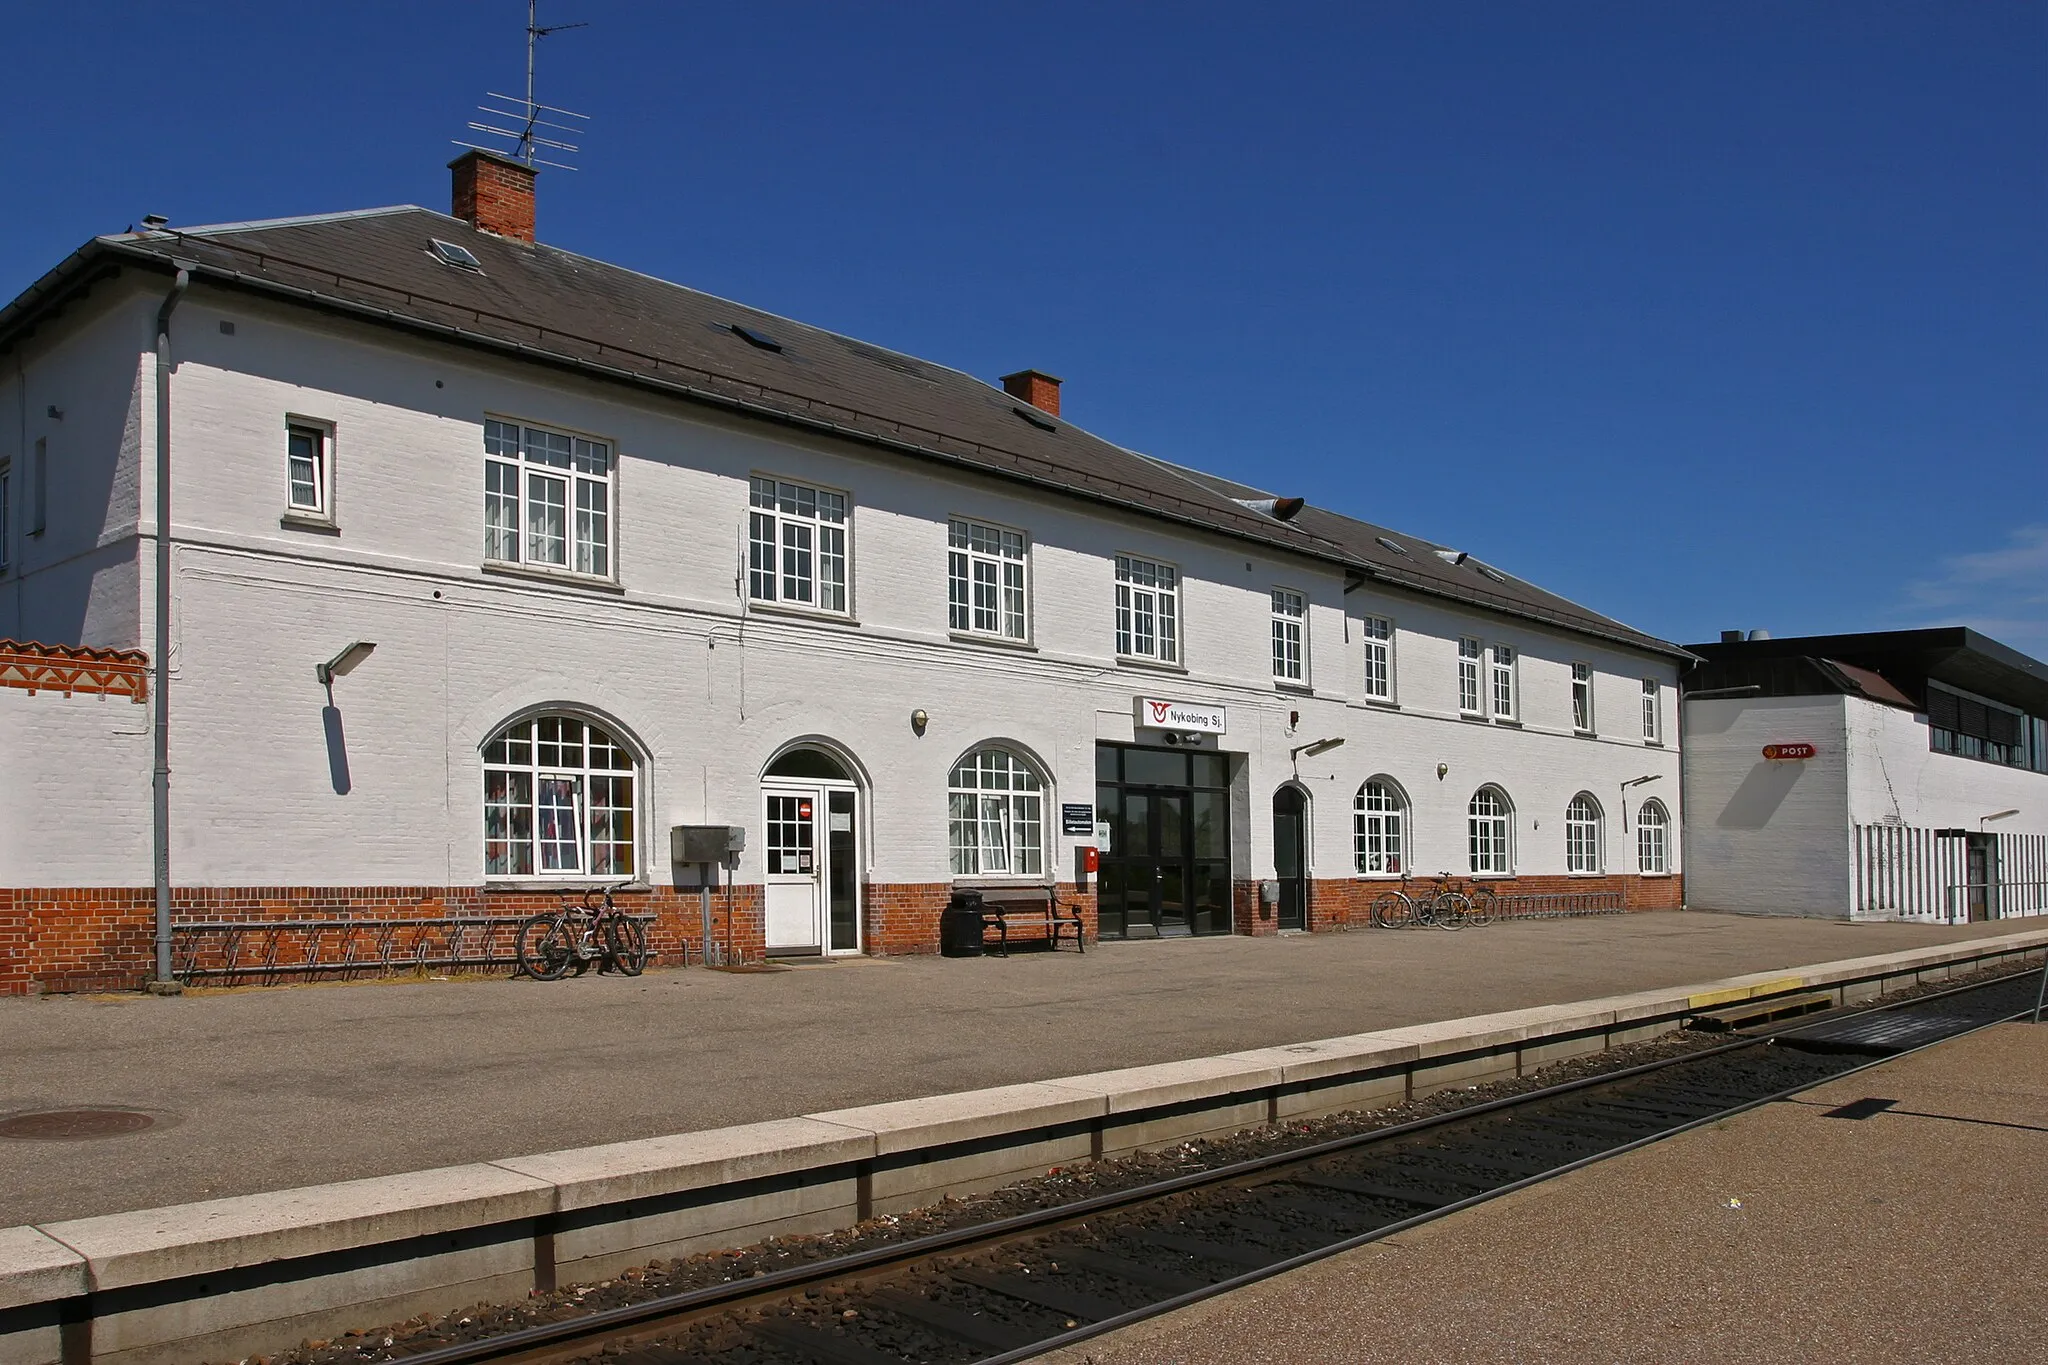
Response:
[0, 885, 770, 996]
[1, 874, 1682, 994]
[1310, 873, 1684, 928]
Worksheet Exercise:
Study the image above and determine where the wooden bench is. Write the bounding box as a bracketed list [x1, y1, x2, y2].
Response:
[975, 887, 1085, 956]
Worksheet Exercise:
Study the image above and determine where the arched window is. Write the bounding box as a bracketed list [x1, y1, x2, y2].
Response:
[949, 748, 1046, 876]
[483, 715, 637, 877]
[1565, 794, 1603, 874]
[1468, 786, 1512, 875]
[1352, 779, 1406, 874]
[1637, 798, 1670, 874]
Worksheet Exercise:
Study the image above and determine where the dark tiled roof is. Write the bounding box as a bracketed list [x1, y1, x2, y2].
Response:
[0, 204, 1689, 660]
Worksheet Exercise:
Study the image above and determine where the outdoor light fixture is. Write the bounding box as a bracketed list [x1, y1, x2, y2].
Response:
[1290, 736, 1346, 760]
[1982, 808, 2020, 827]
[1620, 773, 1662, 831]
[315, 641, 377, 686]
[910, 709, 929, 736]
[1436, 762, 1449, 781]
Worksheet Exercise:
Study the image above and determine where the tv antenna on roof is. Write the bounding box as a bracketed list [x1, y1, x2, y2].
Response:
[453, 0, 590, 170]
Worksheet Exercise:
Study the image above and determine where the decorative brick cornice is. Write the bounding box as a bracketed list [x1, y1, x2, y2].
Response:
[0, 639, 149, 702]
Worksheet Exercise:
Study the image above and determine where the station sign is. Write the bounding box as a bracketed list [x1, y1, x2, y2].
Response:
[1135, 697, 1228, 733]
[1761, 743, 1817, 761]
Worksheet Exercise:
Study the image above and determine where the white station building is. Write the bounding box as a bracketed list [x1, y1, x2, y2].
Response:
[0, 152, 1690, 989]
[1682, 628, 2048, 922]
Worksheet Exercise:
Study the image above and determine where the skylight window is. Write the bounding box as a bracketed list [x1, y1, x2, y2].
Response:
[1375, 536, 1410, 557]
[729, 323, 783, 353]
[1011, 405, 1057, 432]
[427, 239, 484, 273]
[1476, 564, 1509, 584]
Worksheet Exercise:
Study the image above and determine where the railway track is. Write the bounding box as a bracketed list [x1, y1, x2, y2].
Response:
[390, 968, 2045, 1365]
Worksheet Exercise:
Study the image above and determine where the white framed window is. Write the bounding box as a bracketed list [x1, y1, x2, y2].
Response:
[286, 421, 330, 517]
[948, 747, 1045, 876]
[483, 714, 637, 878]
[750, 477, 848, 613]
[1565, 793, 1603, 873]
[1352, 779, 1406, 874]
[1361, 615, 1393, 701]
[1468, 786, 1512, 874]
[1572, 662, 1594, 733]
[1637, 798, 1670, 874]
[1642, 677, 1663, 743]
[948, 518, 1027, 640]
[1115, 554, 1180, 664]
[1490, 643, 1517, 720]
[1271, 588, 1306, 683]
[483, 418, 613, 577]
[1458, 636, 1483, 714]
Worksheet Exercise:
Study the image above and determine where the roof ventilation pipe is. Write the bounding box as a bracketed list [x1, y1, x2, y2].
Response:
[1234, 496, 1306, 522]
[1748, 629, 1772, 641]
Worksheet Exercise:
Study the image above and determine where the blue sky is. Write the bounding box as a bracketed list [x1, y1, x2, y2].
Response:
[4, 3, 2042, 652]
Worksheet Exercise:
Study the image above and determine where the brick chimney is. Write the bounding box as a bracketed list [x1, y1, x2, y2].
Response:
[1001, 369, 1062, 417]
[449, 150, 537, 243]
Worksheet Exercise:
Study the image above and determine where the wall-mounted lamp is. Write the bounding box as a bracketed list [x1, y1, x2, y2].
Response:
[315, 641, 377, 686]
[1290, 736, 1346, 760]
[1436, 762, 1449, 781]
[910, 708, 929, 737]
[1982, 808, 2020, 828]
[1620, 773, 1662, 831]
[45, 406, 63, 420]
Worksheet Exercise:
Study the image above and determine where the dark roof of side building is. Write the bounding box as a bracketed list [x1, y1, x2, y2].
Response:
[0, 203, 1689, 660]
[1684, 628, 2048, 716]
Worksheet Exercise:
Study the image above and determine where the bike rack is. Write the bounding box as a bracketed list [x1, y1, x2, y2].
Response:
[169, 913, 658, 985]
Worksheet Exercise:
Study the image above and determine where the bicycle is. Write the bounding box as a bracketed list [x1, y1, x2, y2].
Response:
[1370, 871, 1467, 930]
[516, 883, 649, 981]
[1463, 882, 1496, 927]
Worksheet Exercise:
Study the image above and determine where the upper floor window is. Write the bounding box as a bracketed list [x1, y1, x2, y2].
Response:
[1353, 779, 1406, 875]
[1565, 794, 1603, 873]
[1361, 615, 1393, 701]
[1458, 637, 1483, 714]
[948, 519, 1027, 640]
[948, 748, 1045, 876]
[1925, 683, 2041, 771]
[1490, 644, 1518, 720]
[1116, 554, 1180, 664]
[1641, 678, 1662, 743]
[1637, 798, 1670, 874]
[751, 477, 847, 613]
[484, 419, 613, 577]
[286, 421, 330, 517]
[1469, 786, 1513, 874]
[483, 714, 637, 878]
[1271, 589, 1306, 683]
[1572, 662, 1594, 733]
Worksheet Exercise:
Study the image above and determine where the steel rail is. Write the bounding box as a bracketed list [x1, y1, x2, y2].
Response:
[375, 967, 2042, 1365]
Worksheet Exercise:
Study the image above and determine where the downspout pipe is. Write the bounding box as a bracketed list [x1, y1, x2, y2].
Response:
[150, 264, 191, 992]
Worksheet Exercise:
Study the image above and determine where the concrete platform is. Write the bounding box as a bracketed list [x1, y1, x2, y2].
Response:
[1039, 1018, 2048, 1365]
[2, 909, 2044, 1227]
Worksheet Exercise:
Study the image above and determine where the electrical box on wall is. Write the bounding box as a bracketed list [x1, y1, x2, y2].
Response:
[671, 825, 746, 864]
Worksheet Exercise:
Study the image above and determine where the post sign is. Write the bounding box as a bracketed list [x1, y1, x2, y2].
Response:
[1061, 803, 1095, 836]
[1762, 743, 1817, 761]
[1135, 697, 1228, 733]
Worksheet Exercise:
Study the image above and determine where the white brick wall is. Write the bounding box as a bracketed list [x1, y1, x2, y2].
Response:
[1, 281, 1685, 895]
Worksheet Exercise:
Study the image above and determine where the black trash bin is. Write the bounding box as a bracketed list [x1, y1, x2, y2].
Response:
[940, 889, 987, 957]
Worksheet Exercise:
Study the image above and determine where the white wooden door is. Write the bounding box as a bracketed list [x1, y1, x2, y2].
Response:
[763, 786, 822, 952]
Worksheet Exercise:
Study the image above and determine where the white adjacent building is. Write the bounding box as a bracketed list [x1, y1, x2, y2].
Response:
[0, 152, 1689, 990]
[1682, 628, 2048, 922]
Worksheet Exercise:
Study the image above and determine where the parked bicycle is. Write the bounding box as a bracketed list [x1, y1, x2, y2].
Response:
[516, 883, 650, 980]
[1370, 871, 1470, 930]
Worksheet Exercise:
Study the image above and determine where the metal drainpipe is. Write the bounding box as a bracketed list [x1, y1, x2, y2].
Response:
[151, 265, 192, 991]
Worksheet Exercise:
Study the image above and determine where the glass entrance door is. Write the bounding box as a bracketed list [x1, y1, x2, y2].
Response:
[1095, 744, 1232, 939]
